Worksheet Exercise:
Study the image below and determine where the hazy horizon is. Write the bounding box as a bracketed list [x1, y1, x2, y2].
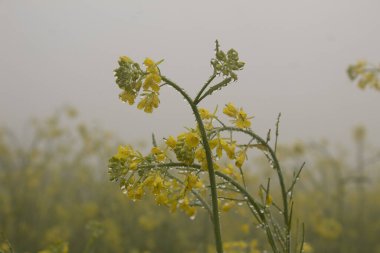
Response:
[1, 0, 380, 146]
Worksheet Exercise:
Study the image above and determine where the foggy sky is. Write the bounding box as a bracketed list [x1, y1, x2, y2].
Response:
[1, 0, 380, 146]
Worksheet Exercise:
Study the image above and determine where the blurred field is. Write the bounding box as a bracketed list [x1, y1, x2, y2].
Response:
[0, 107, 379, 253]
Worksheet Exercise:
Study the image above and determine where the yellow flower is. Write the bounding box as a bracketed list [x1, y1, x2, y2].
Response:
[134, 186, 144, 200]
[142, 175, 154, 187]
[223, 103, 253, 128]
[199, 108, 212, 119]
[195, 148, 206, 162]
[208, 139, 219, 149]
[165, 135, 177, 148]
[119, 90, 136, 105]
[143, 75, 161, 92]
[179, 197, 196, 217]
[235, 151, 246, 168]
[114, 145, 133, 160]
[185, 206, 196, 217]
[155, 192, 169, 205]
[151, 146, 161, 154]
[221, 164, 234, 175]
[235, 108, 252, 128]
[169, 198, 178, 213]
[143, 57, 161, 92]
[355, 60, 367, 74]
[143, 57, 155, 67]
[152, 174, 164, 194]
[184, 173, 203, 192]
[221, 140, 236, 159]
[223, 102, 238, 117]
[216, 142, 223, 158]
[184, 132, 200, 148]
[151, 147, 166, 162]
[137, 92, 160, 113]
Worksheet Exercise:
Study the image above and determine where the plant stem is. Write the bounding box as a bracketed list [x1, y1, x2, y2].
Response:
[215, 171, 279, 253]
[194, 73, 217, 103]
[161, 76, 224, 253]
[214, 127, 291, 253]
[196, 77, 232, 104]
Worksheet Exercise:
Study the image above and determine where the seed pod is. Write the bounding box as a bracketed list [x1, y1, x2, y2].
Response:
[173, 137, 195, 165]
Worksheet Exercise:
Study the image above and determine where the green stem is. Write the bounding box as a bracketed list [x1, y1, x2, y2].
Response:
[195, 77, 232, 104]
[194, 73, 217, 103]
[166, 173, 213, 218]
[215, 171, 279, 253]
[137, 164, 212, 216]
[214, 127, 290, 253]
[161, 76, 224, 253]
[140, 161, 280, 253]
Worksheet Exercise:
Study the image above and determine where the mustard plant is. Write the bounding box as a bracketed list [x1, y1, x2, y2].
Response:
[109, 41, 304, 253]
[347, 61, 380, 91]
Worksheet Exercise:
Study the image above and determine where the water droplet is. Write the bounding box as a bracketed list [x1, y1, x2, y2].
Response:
[237, 202, 244, 206]
[190, 215, 196, 220]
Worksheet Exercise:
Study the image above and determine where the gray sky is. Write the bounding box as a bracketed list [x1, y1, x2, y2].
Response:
[1, 0, 379, 146]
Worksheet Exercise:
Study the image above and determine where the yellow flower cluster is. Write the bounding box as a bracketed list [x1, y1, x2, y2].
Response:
[115, 56, 162, 113]
[109, 144, 204, 218]
[347, 60, 380, 91]
[109, 104, 256, 217]
[169, 131, 200, 165]
[223, 103, 253, 129]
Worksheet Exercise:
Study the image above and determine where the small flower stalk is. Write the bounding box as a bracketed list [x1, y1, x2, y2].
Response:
[109, 41, 304, 253]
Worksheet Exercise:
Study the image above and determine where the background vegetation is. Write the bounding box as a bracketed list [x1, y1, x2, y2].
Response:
[1, 106, 379, 253]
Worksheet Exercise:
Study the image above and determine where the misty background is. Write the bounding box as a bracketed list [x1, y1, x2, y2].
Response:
[1, 0, 379, 146]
